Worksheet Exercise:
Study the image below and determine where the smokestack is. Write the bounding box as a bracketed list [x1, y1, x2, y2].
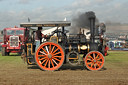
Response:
[86, 11, 96, 43]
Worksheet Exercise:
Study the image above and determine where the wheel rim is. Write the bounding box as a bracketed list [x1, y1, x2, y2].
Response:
[85, 51, 104, 71]
[35, 42, 64, 71]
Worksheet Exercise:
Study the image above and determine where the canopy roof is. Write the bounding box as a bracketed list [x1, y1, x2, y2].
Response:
[20, 21, 71, 27]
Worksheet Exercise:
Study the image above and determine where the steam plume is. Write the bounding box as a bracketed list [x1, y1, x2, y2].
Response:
[70, 11, 99, 34]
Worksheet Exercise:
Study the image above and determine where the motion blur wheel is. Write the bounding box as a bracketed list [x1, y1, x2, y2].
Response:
[35, 42, 65, 71]
[84, 51, 105, 71]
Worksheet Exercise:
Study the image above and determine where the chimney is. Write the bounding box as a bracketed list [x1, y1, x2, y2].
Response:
[86, 11, 96, 43]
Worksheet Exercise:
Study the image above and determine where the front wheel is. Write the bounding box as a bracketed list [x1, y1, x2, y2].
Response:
[35, 42, 65, 71]
[84, 51, 105, 71]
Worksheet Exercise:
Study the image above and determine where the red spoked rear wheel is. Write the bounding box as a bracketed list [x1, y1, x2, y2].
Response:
[35, 42, 65, 71]
[84, 51, 105, 71]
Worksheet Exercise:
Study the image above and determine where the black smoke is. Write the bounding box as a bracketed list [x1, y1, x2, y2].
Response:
[70, 11, 99, 34]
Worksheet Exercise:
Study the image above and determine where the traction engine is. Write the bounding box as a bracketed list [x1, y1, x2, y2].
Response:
[20, 11, 107, 71]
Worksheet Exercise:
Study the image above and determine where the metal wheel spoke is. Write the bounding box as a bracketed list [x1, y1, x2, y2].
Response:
[41, 48, 48, 54]
[97, 61, 103, 64]
[53, 58, 61, 62]
[94, 64, 96, 69]
[87, 62, 92, 64]
[41, 59, 47, 64]
[97, 63, 100, 67]
[93, 53, 96, 59]
[53, 52, 61, 56]
[49, 44, 51, 53]
[52, 48, 59, 54]
[51, 46, 55, 53]
[48, 60, 51, 68]
[39, 57, 46, 61]
[44, 60, 49, 67]
[52, 59, 58, 66]
[45, 46, 49, 54]
[51, 59, 55, 67]
[87, 58, 92, 61]
[53, 56, 62, 58]
[95, 54, 99, 59]
[97, 57, 102, 60]
[91, 63, 94, 68]
[40, 51, 46, 55]
[89, 55, 93, 59]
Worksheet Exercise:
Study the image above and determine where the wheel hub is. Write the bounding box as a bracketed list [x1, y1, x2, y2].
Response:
[48, 54, 52, 58]
[93, 60, 97, 63]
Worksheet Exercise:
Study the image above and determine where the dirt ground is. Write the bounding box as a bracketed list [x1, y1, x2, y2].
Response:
[0, 52, 128, 85]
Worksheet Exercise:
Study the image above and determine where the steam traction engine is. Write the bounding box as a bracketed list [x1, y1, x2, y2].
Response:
[20, 12, 107, 71]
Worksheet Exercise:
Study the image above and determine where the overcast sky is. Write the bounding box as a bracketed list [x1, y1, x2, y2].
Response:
[0, 0, 128, 29]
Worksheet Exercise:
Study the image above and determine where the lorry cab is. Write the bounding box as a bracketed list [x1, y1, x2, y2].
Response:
[2, 27, 26, 56]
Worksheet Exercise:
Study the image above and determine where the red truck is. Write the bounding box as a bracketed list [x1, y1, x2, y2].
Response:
[1, 27, 27, 56]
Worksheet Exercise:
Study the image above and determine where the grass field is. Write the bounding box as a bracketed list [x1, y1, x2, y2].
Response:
[106, 51, 128, 67]
[0, 51, 128, 85]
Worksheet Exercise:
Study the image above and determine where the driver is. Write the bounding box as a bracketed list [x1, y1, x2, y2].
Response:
[35, 27, 44, 50]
